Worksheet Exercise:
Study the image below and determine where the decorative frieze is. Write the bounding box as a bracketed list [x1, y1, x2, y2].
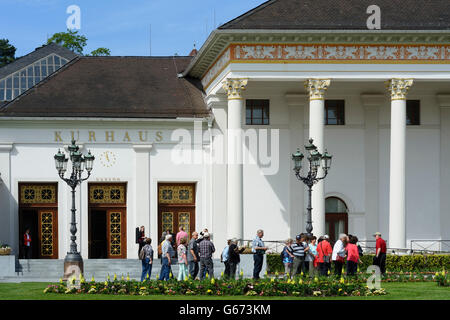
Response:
[201, 43, 450, 90]
[386, 79, 414, 101]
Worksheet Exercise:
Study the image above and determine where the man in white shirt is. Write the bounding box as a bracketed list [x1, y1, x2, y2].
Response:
[332, 233, 348, 277]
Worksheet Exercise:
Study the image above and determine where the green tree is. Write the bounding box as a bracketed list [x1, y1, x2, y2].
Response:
[0, 39, 16, 67]
[89, 47, 111, 56]
[46, 29, 111, 56]
[47, 29, 87, 54]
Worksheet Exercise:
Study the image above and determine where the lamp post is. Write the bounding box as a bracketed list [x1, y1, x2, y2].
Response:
[54, 140, 94, 279]
[292, 138, 332, 237]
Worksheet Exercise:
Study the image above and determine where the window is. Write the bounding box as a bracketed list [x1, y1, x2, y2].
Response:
[325, 100, 345, 125]
[246, 99, 269, 125]
[406, 100, 420, 125]
[0, 54, 69, 101]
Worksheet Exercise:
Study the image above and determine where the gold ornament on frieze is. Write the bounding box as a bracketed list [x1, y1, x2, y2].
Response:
[386, 79, 414, 101]
[304, 79, 331, 101]
[158, 185, 194, 204]
[20, 184, 56, 204]
[222, 78, 248, 100]
[89, 185, 126, 204]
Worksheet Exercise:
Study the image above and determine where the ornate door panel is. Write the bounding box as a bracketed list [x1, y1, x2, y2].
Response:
[157, 183, 196, 244]
[158, 207, 195, 244]
[37, 209, 58, 259]
[106, 209, 126, 259]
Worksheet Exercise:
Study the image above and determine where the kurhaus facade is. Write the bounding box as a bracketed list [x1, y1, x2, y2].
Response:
[1, 0, 450, 259]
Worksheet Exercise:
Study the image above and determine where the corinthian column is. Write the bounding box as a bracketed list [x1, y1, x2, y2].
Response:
[305, 79, 331, 237]
[222, 78, 248, 240]
[386, 78, 413, 249]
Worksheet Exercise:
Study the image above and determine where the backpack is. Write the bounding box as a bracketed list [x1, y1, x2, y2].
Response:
[357, 244, 364, 257]
[139, 247, 146, 260]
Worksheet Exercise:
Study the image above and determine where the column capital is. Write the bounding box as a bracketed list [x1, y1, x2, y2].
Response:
[222, 78, 248, 100]
[386, 79, 414, 101]
[304, 79, 331, 101]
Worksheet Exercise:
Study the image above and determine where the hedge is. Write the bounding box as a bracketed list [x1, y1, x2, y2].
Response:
[266, 254, 450, 273]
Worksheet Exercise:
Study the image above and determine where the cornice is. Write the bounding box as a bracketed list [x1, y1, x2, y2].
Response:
[185, 30, 450, 79]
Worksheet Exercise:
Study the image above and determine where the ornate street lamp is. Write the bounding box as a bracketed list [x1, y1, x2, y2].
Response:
[54, 140, 94, 279]
[292, 138, 332, 237]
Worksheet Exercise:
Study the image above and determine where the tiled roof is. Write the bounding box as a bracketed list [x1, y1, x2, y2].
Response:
[0, 56, 208, 118]
[219, 0, 450, 30]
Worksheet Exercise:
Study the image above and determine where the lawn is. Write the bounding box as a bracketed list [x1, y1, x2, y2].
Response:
[0, 282, 448, 300]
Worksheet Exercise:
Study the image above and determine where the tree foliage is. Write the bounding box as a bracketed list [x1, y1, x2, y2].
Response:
[46, 29, 87, 55]
[89, 47, 111, 56]
[0, 39, 16, 67]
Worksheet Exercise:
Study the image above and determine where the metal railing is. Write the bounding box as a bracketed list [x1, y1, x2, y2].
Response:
[410, 240, 450, 254]
[238, 239, 450, 255]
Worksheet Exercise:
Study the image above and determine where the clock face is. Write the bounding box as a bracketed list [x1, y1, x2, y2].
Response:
[99, 151, 117, 168]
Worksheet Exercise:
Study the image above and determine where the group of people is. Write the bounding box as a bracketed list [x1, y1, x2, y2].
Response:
[280, 231, 387, 278]
[137, 225, 388, 282]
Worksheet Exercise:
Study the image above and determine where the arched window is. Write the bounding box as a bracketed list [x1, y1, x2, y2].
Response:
[325, 197, 348, 243]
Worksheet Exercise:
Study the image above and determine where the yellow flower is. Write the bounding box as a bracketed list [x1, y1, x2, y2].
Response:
[104, 281, 108, 286]
[300, 272, 303, 276]
[206, 273, 209, 278]
[221, 271, 224, 278]
[271, 278, 274, 282]
[207, 289, 212, 293]
[121, 275, 124, 281]
[113, 274, 117, 281]
[275, 271, 279, 277]
[107, 275, 110, 281]
[59, 278, 63, 284]
[147, 273, 149, 279]
[328, 270, 331, 275]
[240, 270, 244, 277]
[299, 279, 303, 284]
[314, 277, 318, 282]
[435, 272, 440, 276]
[340, 277, 345, 284]
[338, 288, 342, 292]
[211, 278, 215, 284]
[91, 276, 95, 282]
[126, 275, 130, 281]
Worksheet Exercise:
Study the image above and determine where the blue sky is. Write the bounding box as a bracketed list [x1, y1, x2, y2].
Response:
[0, 0, 266, 57]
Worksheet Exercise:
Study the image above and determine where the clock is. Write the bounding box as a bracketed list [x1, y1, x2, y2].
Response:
[99, 151, 117, 168]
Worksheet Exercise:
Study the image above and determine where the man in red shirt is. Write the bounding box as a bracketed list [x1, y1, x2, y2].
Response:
[374, 232, 387, 275]
[317, 235, 333, 276]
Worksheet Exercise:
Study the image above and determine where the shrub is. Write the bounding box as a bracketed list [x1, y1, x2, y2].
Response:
[266, 254, 450, 273]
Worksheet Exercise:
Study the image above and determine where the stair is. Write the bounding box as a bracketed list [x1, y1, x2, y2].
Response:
[0, 259, 226, 282]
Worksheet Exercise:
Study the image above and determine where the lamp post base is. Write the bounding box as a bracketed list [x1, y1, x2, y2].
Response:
[63, 253, 84, 281]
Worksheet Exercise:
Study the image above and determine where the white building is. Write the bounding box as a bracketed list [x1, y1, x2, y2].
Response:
[1, 0, 450, 259]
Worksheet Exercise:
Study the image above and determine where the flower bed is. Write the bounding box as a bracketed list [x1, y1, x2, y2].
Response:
[43, 276, 387, 297]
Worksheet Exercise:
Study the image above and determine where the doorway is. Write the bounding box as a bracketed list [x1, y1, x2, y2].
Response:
[88, 183, 127, 259]
[158, 183, 196, 245]
[18, 183, 58, 259]
[325, 197, 348, 244]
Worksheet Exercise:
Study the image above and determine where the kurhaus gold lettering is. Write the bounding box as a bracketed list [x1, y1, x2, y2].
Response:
[71, 131, 79, 141]
[52, 130, 164, 143]
[123, 131, 131, 142]
[139, 131, 148, 142]
[89, 131, 96, 142]
[54, 131, 62, 142]
[156, 131, 163, 142]
[105, 131, 115, 142]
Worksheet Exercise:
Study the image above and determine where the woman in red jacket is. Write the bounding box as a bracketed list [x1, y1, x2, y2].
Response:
[345, 235, 362, 277]
[317, 235, 333, 277]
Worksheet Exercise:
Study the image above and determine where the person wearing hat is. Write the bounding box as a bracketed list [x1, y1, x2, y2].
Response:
[289, 234, 309, 277]
[317, 235, 333, 276]
[373, 232, 387, 275]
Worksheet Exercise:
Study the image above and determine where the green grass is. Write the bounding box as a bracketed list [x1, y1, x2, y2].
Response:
[0, 282, 448, 300]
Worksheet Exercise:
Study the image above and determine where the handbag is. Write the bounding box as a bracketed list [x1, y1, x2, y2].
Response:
[319, 242, 330, 263]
